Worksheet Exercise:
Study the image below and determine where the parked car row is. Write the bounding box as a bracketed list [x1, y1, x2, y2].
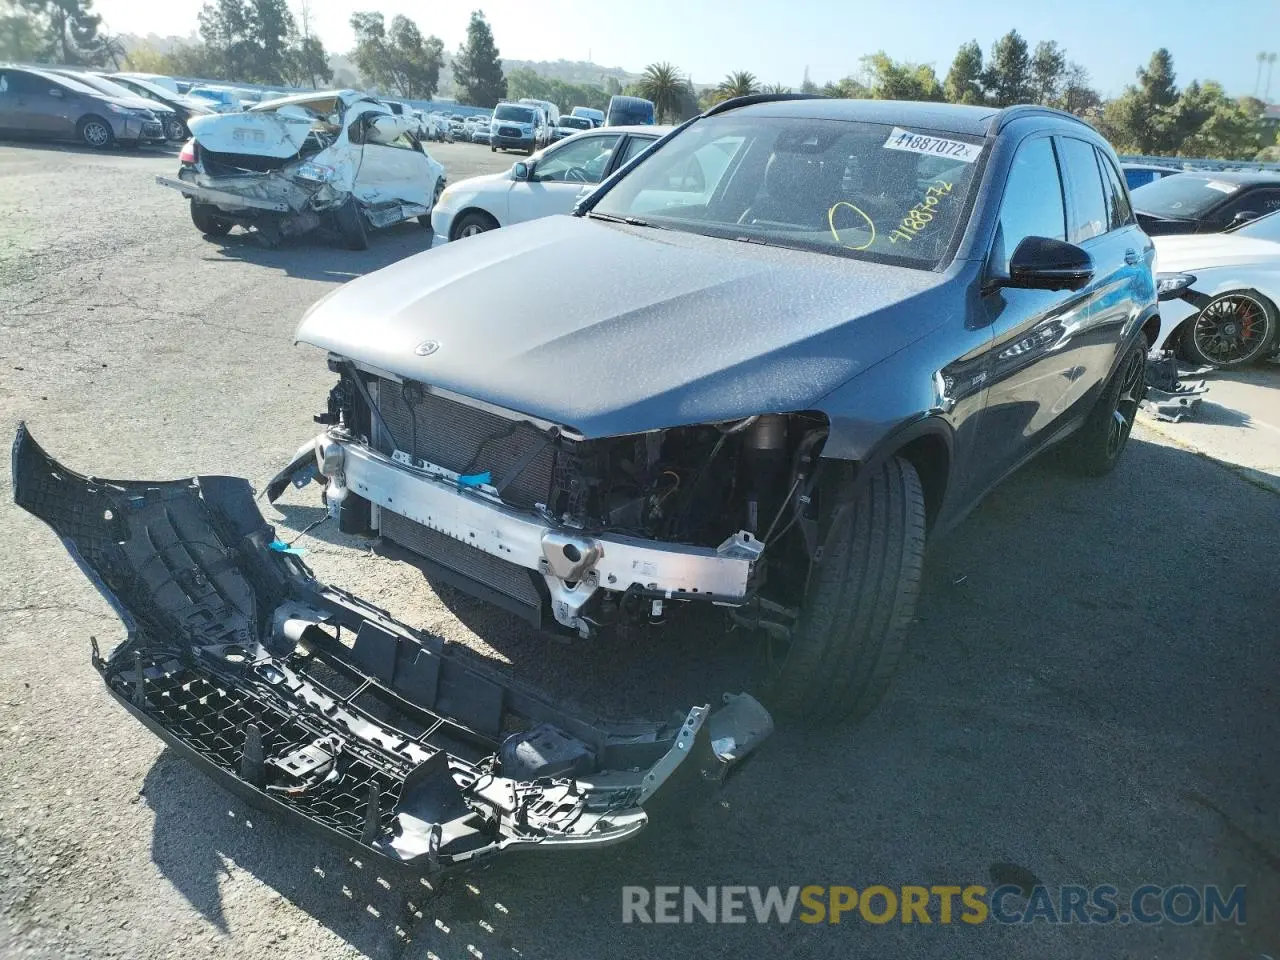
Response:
[0, 64, 176, 147]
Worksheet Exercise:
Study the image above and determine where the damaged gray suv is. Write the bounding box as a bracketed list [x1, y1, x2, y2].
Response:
[274, 96, 1158, 720]
[13, 95, 1157, 873]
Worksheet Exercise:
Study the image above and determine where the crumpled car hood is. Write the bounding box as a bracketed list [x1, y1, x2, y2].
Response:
[189, 110, 316, 158]
[296, 215, 949, 437]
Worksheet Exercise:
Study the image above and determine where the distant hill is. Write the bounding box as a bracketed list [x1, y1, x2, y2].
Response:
[502, 58, 638, 86]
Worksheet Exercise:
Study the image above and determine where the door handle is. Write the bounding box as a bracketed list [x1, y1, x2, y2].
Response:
[1124, 249, 1140, 265]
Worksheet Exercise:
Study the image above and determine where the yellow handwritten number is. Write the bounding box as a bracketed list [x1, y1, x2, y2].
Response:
[827, 202, 876, 251]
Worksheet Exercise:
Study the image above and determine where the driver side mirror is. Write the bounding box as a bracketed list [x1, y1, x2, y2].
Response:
[1001, 236, 1093, 292]
[512, 161, 532, 181]
[1229, 210, 1259, 227]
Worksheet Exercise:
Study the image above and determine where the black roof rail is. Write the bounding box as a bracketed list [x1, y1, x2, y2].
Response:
[995, 103, 1093, 132]
[702, 92, 827, 118]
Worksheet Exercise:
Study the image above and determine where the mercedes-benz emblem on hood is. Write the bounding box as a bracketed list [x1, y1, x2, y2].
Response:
[414, 340, 441, 357]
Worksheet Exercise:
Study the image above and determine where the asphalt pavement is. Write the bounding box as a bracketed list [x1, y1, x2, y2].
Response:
[0, 137, 1276, 960]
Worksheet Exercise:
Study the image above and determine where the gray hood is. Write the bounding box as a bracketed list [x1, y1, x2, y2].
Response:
[296, 215, 950, 438]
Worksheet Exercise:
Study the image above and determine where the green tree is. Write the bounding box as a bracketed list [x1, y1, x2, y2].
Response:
[1101, 48, 1182, 154]
[1058, 62, 1101, 117]
[637, 61, 685, 121]
[822, 75, 869, 99]
[284, 34, 331, 88]
[944, 40, 984, 104]
[862, 51, 943, 101]
[1174, 83, 1264, 159]
[12, 0, 107, 64]
[982, 29, 1032, 106]
[799, 66, 818, 95]
[0, 8, 46, 61]
[1029, 40, 1065, 105]
[453, 10, 506, 107]
[762, 82, 791, 94]
[199, 0, 254, 79]
[717, 70, 759, 100]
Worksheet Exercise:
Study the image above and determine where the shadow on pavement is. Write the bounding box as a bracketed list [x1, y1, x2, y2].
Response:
[0, 135, 178, 157]
[143, 434, 1280, 959]
[202, 221, 436, 283]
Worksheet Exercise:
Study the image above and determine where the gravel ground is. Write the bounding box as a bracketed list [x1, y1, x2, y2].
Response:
[0, 138, 1277, 960]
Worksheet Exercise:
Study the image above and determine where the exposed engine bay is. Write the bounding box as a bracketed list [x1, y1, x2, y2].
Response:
[10, 424, 772, 873]
[271, 362, 830, 638]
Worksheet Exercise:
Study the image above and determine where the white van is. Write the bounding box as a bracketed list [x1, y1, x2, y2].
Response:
[518, 97, 559, 130]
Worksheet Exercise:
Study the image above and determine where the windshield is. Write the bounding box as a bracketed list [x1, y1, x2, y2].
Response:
[593, 115, 986, 269]
[1130, 175, 1241, 218]
[67, 73, 142, 100]
[1230, 208, 1280, 241]
[111, 76, 169, 100]
[560, 116, 591, 129]
[494, 105, 535, 122]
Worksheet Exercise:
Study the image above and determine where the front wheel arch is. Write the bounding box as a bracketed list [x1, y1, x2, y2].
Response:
[825, 416, 955, 533]
[449, 207, 500, 241]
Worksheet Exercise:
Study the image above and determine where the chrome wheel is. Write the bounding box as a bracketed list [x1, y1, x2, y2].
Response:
[81, 120, 110, 148]
[1106, 345, 1145, 460]
[1190, 293, 1273, 366]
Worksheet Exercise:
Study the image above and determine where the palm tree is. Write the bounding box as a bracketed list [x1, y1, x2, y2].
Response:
[718, 71, 760, 100]
[1256, 52, 1267, 97]
[638, 62, 686, 122]
[762, 82, 791, 94]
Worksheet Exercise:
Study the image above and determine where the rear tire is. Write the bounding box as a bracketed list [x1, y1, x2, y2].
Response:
[333, 197, 369, 250]
[189, 200, 231, 236]
[765, 457, 925, 724]
[1059, 333, 1147, 476]
[78, 116, 114, 149]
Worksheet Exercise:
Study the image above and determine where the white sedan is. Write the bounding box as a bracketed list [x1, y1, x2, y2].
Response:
[1154, 210, 1280, 366]
[431, 125, 670, 241]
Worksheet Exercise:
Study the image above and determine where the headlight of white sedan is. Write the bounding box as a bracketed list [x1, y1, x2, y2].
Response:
[1155, 272, 1196, 299]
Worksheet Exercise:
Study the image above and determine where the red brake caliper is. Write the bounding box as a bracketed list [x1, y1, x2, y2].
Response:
[1240, 301, 1256, 342]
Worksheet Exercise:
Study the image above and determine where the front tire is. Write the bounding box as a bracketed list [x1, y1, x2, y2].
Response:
[163, 117, 186, 141]
[1060, 333, 1147, 476]
[78, 116, 114, 149]
[1178, 291, 1277, 367]
[189, 200, 231, 236]
[765, 457, 925, 724]
[451, 210, 498, 240]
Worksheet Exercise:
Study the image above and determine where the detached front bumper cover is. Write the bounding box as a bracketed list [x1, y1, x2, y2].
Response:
[10, 425, 771, 873]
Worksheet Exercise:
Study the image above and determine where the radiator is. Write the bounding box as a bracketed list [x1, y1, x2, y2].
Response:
[380, 510, 543, 610]
[377, 383, 555, 510]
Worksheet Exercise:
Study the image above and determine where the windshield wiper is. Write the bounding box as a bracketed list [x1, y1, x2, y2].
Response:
[587, 211, 654, 228]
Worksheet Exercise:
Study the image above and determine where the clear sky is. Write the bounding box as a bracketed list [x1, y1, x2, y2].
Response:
[94, 0, 1280, 99]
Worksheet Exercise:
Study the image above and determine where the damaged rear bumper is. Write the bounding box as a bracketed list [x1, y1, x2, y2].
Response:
[10, 425, 771, 872]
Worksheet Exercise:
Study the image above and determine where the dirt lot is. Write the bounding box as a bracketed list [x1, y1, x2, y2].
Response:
[0, 138, 1277, 960]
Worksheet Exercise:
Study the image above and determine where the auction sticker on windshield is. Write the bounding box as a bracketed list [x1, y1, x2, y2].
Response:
[884, 127, 981, 163]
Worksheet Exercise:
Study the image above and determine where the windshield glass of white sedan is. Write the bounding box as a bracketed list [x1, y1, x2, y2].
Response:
[593, 116, 986, 268]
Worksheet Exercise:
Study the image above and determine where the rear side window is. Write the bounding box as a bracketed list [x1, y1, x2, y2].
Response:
[994, 136, 1065, 269]
[1057, 137, 1109, 243]
[1, 71, 43, 95]
[1096, 149, 1133, 230]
